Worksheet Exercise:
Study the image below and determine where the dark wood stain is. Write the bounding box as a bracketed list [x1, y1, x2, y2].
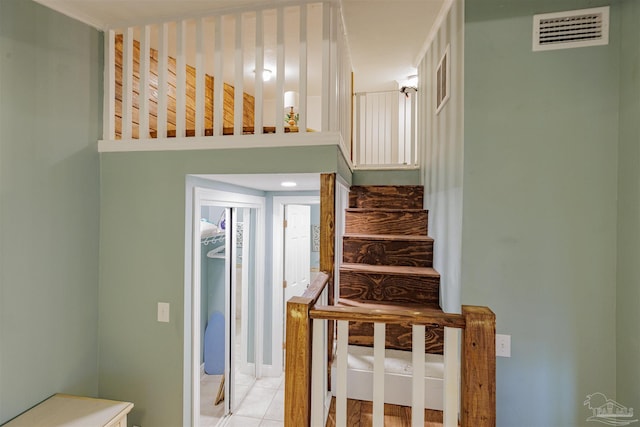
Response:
[345, 209, 428, 235]
[343, 235, 433, 267]
[339, 270, 440, 306]
[348, 323, 445, 354]
[340, 185, 445, 355]
[325, 397, 450, 427]
[349, 185, 424, 210]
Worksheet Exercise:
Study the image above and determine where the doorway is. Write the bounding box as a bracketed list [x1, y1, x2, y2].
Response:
[189, 187, 265, 427]
[271, 196, 319, 375]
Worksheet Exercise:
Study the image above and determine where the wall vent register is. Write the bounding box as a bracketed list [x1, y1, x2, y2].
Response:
[533, 6, 609, 51]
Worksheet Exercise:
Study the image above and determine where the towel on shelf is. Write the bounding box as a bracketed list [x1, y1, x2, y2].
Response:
[200, 219, 221, 239]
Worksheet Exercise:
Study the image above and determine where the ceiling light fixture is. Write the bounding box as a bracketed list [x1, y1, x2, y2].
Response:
[254, 68, 272, 82]
[281, 181, 297, 188]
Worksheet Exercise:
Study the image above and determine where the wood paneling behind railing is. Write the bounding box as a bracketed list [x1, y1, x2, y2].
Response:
[114, 34, 255, 139]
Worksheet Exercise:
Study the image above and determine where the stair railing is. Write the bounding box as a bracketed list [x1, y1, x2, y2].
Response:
[285, 288, 496, 427]
[285, 271, 332, 426]
[99, 2, 352, 157]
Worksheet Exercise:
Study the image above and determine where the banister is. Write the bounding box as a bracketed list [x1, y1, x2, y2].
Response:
[311, 298, 465, 328]
[286, 298, 496, 426]
[301, 272, 331, 303]
[285, 271, 331, 427]
[461, 305, 496, 426]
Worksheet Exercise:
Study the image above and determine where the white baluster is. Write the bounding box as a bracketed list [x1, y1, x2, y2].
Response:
[275, 7, 285, 134]
[444, 327, 461, 427]
[311, 318, 325, 427]
[373, 322, 385, 427]
[213, 15, 224, 136]
[321, 2, 330, 132]
[103, 30, 115, 141]
[234, 13, 244, 136]
[175, 20, 187, 138]
[139, 25, 151, 139]
[157, 23, 169, 139]
[195, 18, 205, 137]
[336, 320, 348, 427]
[122, 27, 133, 140]
[254, 10, 264, 135]
[298, 4, 307, 132]
[412, 324, 425, 427]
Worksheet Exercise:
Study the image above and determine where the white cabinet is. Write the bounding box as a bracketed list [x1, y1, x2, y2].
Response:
[3, 394, 133, 427]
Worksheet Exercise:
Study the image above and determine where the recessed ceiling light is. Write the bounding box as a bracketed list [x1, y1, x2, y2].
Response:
[281, 181, 297, 187]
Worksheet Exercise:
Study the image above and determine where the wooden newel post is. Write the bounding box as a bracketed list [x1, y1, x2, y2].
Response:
[461, 305, 496, 427]
[285, 297, 313, 427]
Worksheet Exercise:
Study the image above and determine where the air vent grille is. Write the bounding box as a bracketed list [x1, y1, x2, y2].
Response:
[533, 7, 609, 51]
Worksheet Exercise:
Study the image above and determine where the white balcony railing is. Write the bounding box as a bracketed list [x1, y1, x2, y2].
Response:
[353, 90, 418, 169]
[99, 1, 352, 157]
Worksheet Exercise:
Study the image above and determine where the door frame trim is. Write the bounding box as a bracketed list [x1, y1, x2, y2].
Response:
[271, 195, 320, 376]
[187, 186, 266, 427]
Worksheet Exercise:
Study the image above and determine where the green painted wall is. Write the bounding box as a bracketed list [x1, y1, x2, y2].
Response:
[351, 169, 420, 185]
[616, 0, 640, 413]
[464, 1, 619, 425]
[0, 0, 102, 423]
[98, 146, 344, 426]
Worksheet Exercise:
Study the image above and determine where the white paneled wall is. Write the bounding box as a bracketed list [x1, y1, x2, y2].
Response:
[418, 0, 464, 313]
[353, 90, 418, 169]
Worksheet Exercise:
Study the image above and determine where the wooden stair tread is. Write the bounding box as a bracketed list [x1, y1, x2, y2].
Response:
[341, 262, 440, 277]
[346, 208, 426, 213]
[344, 233, 434, 242]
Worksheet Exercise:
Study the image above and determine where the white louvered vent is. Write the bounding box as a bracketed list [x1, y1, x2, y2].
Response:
[533, 6, 609, 51]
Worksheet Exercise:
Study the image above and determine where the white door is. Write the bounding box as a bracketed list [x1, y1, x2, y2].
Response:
[284, 204, 311, 302]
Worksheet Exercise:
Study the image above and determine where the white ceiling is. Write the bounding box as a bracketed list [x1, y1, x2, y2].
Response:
[33, 0, 446, 93]
[196, 173, 321, 192]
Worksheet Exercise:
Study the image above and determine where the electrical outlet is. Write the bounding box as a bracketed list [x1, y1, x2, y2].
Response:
[496, 334, 511, 357]
[157, 302, 170, 323]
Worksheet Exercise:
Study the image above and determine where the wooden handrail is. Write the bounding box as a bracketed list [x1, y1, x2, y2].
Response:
[285, 272, 331, 427]
[310, 303, 465, 329]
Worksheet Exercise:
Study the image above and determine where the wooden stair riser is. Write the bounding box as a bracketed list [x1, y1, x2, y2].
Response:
[342, 236, 433, 267]
[339, 270, 440, 307]
[349, 185, 424, 209]
[345, 210, 428, 235]
[347, 323, 444, 355]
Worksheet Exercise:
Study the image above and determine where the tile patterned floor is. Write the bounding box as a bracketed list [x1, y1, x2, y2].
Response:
[200, 374, 225, 427]
[227, 375, 285, 427]
[201, 373, 285, 427]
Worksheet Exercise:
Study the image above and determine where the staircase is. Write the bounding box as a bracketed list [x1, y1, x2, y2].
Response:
[284, 181, 496, 426]
[340, 185, 444, 354]
[332, 184, 447, 410]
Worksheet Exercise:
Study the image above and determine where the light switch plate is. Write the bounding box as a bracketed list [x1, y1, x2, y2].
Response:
[496, 334, 511, 357]
[158, 302, 170, 323]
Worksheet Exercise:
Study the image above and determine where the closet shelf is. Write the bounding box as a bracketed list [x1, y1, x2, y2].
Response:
[202, 232, 225, 246]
